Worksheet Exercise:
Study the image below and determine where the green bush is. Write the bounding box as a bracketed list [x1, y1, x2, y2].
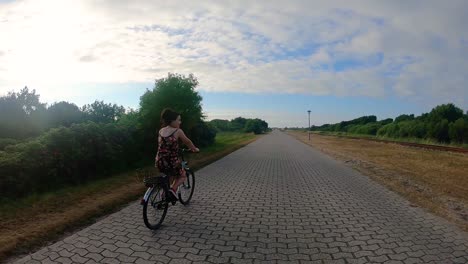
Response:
[377, 123, 400, 138]
[427, 119, 450, 142]
[301, 104, 467, 144]
[0, 73, 228, 199]
[209, 117, 269, 134]
[449, 118, 468, 143]
[398, 121, 412, 138]
[353, 123, 382, 135]
[189, 121, 217, 147]
[0, 138, 18, 150]
[209, 119, 232, 132]
[230, 117, 248, 131]
[408, 121, 427, 138]
[0, 121, 143, 198]
[244, 119, 269, 134]
[346, 125, 360, 134]
[379, 118, 394, 126]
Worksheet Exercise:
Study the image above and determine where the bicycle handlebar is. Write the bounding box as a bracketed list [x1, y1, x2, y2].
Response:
[181, 148, 199, 153]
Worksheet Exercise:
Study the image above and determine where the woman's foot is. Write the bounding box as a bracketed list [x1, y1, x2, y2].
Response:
[167, 188, 178, 201]
[171, 177, 185, 192]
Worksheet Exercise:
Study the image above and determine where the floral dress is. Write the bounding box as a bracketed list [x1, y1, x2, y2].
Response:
[155, 129, 184, 178]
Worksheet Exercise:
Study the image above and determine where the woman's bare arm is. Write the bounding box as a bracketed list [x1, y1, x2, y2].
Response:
[177, 129, 199, 152]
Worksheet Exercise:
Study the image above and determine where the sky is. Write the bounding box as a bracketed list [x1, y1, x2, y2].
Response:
[0, 0, 467, 128]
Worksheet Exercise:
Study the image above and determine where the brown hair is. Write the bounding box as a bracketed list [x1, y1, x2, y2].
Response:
[160, 108, 180, 127]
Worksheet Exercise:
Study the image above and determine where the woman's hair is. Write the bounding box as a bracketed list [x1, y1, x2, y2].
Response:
[160, 108, 180, 127]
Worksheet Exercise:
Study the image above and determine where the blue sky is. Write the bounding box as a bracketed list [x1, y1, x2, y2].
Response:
[63, 81, 433, 128]
[0, 0, 467, 127]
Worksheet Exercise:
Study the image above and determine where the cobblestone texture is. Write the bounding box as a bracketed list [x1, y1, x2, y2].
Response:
[10, 131, 468, 263]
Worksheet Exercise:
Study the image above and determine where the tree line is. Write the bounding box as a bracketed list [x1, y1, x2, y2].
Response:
[0, 73, 268, 198]
[0, 88, 126, 141]
[208, 117, 269, 134]
[310, 104, 468, 144]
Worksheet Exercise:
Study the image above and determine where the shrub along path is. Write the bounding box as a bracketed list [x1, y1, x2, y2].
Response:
[1, 132, 257, 263]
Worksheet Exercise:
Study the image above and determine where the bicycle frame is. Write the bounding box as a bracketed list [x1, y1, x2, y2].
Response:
[141, 149, 191, 205]
[141, 175, 168, 205]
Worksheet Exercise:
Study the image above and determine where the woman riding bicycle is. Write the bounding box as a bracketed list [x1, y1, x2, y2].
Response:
[155, 108, 199, 201]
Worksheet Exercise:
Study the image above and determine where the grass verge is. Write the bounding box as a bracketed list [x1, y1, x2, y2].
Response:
[0, 132, 259, 263]
[310, 130, 468, 149]
[288, 130, 468, 231]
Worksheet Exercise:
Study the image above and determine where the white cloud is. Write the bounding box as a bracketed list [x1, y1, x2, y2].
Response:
[0, 0, 467, 107]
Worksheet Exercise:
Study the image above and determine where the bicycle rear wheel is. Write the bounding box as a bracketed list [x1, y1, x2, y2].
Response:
[143, 187, 168, 229]
[179, 169, 195, 205]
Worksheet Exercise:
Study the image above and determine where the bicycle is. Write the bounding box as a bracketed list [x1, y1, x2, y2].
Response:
[140, 148, 196, 230]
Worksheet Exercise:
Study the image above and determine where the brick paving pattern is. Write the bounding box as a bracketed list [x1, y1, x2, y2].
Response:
[11, 131, 468, 263]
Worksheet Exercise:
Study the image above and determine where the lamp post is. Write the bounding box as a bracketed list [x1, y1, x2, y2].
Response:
[307, 110, 311, 140]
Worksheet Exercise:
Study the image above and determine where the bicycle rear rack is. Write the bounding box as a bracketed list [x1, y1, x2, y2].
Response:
[143, 175, 169, 187]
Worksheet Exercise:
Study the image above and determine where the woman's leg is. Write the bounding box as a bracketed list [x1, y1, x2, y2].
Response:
[171, 170, 187, 191]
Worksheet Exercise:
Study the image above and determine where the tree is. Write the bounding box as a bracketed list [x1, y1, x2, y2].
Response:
[244, 118, 269, 134]
[82, 100, 126, 123]
[244, 119, 261, 134]
[259, 120, 269, 132]
[209, 119, 231, 132]
[11, 86, 45, 115]
[378, 118, 393, 125]
[138, 73, 206, 155]
[117, 108, 140, 128]
[395, 114, 414, 123]
[0, 87, 46, 138]
[428, 103, 463, 123]
[46, 101, 84, 128]
[230, 117, 247, 131]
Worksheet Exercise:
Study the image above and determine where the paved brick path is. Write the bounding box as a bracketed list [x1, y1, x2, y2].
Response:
[11, 131, 468, 263]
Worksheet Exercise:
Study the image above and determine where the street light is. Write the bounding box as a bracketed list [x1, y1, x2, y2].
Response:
[307, 110, 311, 140]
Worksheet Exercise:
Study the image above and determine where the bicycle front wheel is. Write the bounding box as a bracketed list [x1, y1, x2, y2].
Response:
[143, 187, 168, 230]
[179, 169, 195, 205]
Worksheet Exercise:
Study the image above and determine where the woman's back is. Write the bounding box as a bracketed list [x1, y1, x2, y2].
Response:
[159, 127, 179, 138]
[156, 127, 181, 175]
[155, 108, 198, 199]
